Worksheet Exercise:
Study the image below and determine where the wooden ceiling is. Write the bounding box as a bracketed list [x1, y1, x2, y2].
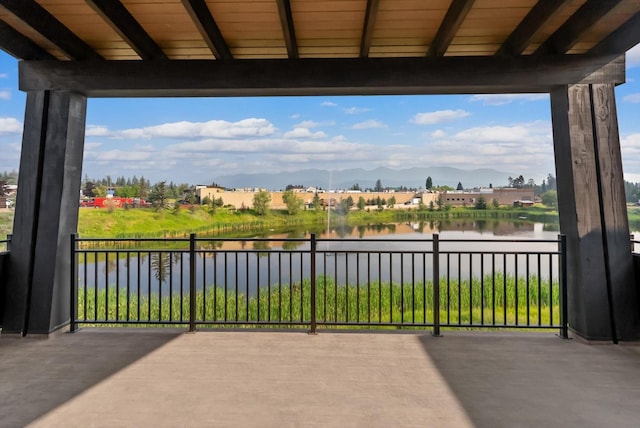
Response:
[0, 0, 639, 62]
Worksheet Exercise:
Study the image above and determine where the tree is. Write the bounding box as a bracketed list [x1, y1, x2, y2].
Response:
[546, 173, 557, 191]
[252, 190, 271, 216]
[541, 190, 558, 208]
[349, 183, 361, 191]
[313, 192, 321, 210]
[492, 198, 499, 209]
[148, 181, 169, 210]
[475, 196, 487, 210]
[282, 189, 303, 215]
[426, 176, 433, 190]
[456, 181, 463, 191]
[374, 179, 383, 192]
[357, 196, 366, 211]
[387, 196, 396, 208]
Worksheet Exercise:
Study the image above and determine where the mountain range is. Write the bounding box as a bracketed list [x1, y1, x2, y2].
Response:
[213, 166, 513, 191]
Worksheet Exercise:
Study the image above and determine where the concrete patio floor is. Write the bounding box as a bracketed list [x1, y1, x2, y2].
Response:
[1, 329, 639, 428]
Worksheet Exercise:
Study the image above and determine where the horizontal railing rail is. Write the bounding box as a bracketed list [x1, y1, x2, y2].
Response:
[70, 233, 568, 337]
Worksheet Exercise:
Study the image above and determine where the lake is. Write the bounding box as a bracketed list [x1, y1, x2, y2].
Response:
[77, 220, 563, 296]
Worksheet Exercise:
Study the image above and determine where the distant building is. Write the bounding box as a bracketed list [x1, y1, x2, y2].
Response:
[440, 188, 535, 207]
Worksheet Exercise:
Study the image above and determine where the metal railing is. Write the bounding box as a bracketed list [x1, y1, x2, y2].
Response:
[0, 234, 10, 252]
[70, 233, 568, 337]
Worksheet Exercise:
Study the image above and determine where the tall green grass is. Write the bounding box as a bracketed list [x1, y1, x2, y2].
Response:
[76, 273, 561, 329]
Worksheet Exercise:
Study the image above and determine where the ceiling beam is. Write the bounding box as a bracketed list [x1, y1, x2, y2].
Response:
[360, 0, 380, 57]
[276, 0, 298, 59]
[589, 12, 640, 56]
[181, 0, 232, 60]
[497, 0, 570, 56]
[19, 55, 624, 98]
[86, 0, 167, 60]
[0, 20, 56, 60]
[427, 0, 475, 57]
[0, 0, 102, 60]
[535, 0, 623, 54]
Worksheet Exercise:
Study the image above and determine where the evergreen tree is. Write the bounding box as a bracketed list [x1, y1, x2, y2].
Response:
[456, 182, 463, 191]
[426, 176, 433, 190]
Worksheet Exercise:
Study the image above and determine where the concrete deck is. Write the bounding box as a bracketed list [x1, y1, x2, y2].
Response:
[1, 329, 639, 428]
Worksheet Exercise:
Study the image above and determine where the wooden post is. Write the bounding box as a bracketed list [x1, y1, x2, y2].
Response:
[2, 90, 86, 335]
[551, 84, 639, 341]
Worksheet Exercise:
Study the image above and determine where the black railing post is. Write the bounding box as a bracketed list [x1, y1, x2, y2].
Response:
[432, 234, 441, 337]
[310, 233, 317, 334]
[70, 233, 77, 332]
[6, 233, 11, 251]
[189, 233, 196, 333]
[631, 234, 635, 253]
[559, 234, 568, 339]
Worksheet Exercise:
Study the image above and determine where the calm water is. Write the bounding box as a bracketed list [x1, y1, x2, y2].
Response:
[78, 221, 563, 295]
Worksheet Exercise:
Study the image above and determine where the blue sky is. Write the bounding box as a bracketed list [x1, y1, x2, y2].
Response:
[1, 46, 640, 187]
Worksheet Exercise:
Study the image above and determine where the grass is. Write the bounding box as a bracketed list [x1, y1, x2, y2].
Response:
[1, 205, 562, 239]
[76, 273, 561, 330]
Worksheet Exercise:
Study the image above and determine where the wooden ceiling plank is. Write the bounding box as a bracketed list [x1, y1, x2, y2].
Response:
[181, 0, 232, 60]
[428, 0, 476, 56]
[0, 19, 56, 60]
[359, 0, 379, 57]
[0, 0, 101, 59]
[589, 11, 640, 56]
[498, 0, 572, 55]
[86, 0, 167, 60]
[536, 0, 624, 54]
[276, 0, 298, 58]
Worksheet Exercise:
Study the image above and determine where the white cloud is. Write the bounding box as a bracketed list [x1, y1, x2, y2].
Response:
[623, 93, 640, 103]
[431, 130, 446, 138]
[116, 118, 276, 140]
[0, 90, 10, 100]
[283, 127, 327, 139]
[469, 94, 548, 106]
[86, 125, 110, 136]
[352, 120, 386, 130]
[344, 107, 371, 114]
[321, 101, 338, 107]
[627, 44, 640, 69]
[289, 114, 300, 119]
[0, 117, 22, 135]
[0, 73, 7, 79]
[294, 120, 319, 129]
[411, 109, 470, 125]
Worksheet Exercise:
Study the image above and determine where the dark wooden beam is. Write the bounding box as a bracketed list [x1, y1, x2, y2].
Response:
[360, 0, 380, 57]
[86, 0, 167, 60]
[589, 12, 640, 56]
[276, 0, 297, 59]
[497, 0, 570, 56]
[0, 20, 55, 60]
[427, 0, 475, 57]
[0, 0, 102, 60]
[181, 0, 232, 60]
[536, 0, 623, 54]
[19, 54, 624, 97]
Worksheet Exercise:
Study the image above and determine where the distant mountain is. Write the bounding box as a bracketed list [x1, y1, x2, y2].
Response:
[213, 166, 513, 190]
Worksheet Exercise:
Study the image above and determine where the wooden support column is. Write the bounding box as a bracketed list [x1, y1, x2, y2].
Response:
[3, 91, 86, 335]
[551, 84, 640, 341]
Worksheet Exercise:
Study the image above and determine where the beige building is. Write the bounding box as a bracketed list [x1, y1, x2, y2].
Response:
[439, 188, 535, 207]
[194, 187, 438, 210]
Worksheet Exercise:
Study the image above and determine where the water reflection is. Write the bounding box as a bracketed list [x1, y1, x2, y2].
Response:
[79, 221, 561, 296]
